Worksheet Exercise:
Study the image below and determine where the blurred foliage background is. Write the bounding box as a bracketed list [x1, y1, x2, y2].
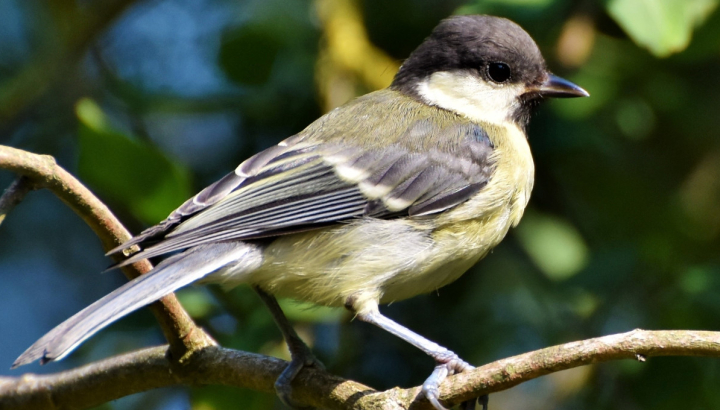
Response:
[1, 0, 720, 409]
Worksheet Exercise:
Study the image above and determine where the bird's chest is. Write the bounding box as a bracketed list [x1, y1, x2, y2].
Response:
[437, 122, 534, 239]
[407, 123, 535, 292]
[495, 124, 535, 227]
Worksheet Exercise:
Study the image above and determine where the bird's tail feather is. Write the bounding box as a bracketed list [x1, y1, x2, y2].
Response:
[12, 241, 253, 368]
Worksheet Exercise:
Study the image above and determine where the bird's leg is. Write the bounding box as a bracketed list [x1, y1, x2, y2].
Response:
[254, 286, 324, 409]
[351, 305, 485, 410]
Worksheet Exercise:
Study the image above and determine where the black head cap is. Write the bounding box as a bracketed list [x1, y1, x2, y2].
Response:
[392, 16, 544, 89]
[391, 15, 588, 124]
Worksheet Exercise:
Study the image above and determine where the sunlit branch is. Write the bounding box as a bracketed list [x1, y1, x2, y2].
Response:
[2, 329, 720, 410]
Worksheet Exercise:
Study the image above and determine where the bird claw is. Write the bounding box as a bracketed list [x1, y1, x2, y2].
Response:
[422, 372, 446, 409]
[422, 352, 478, 410]
[275, 351, 325, 409]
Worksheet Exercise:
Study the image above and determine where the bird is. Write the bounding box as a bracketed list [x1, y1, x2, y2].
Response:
[12, 14, 588, 410]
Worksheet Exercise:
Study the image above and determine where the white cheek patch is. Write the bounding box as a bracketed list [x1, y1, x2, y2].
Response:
[416, 71, 524, 125]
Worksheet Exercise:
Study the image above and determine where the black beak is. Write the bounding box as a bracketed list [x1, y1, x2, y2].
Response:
[535, 74, 589, 98]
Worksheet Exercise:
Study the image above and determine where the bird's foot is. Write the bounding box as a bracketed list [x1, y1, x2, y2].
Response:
[275, 347, 325, 409]
[422, 351, 485, 410]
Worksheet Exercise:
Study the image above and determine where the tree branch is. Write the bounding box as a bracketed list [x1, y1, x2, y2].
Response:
[2, 329, 720, 410]
[433, 329, 720, 406]
[0, 345, 374, 410]
[0, 145, 214, 365]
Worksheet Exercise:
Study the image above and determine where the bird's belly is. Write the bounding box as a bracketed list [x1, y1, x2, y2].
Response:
[240, 205, 515, 308]
[378, 208, 515, 303]
[245, 219, 433, 307]
[376, 255, 481, 304]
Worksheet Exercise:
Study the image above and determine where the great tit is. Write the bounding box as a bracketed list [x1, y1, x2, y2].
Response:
[13, 14, 588, 410]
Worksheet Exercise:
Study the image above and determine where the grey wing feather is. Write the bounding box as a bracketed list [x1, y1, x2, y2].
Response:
[116, 160, 368, 267]
[106, 171, 247, 255]
[114, 94, 496, 266]
[410, 181, 488, 216]
[106, 143, 305, 256]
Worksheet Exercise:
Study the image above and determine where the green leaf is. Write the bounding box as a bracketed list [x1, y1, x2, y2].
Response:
[75, 98, 192, 224]
[515, 210, 590, 281]
[606, 0, 718, 57]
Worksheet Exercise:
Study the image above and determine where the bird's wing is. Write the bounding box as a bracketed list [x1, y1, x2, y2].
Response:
[112, 98, 496, 267]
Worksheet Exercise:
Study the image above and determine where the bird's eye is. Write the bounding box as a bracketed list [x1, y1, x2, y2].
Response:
[487, 62, 511, 83]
